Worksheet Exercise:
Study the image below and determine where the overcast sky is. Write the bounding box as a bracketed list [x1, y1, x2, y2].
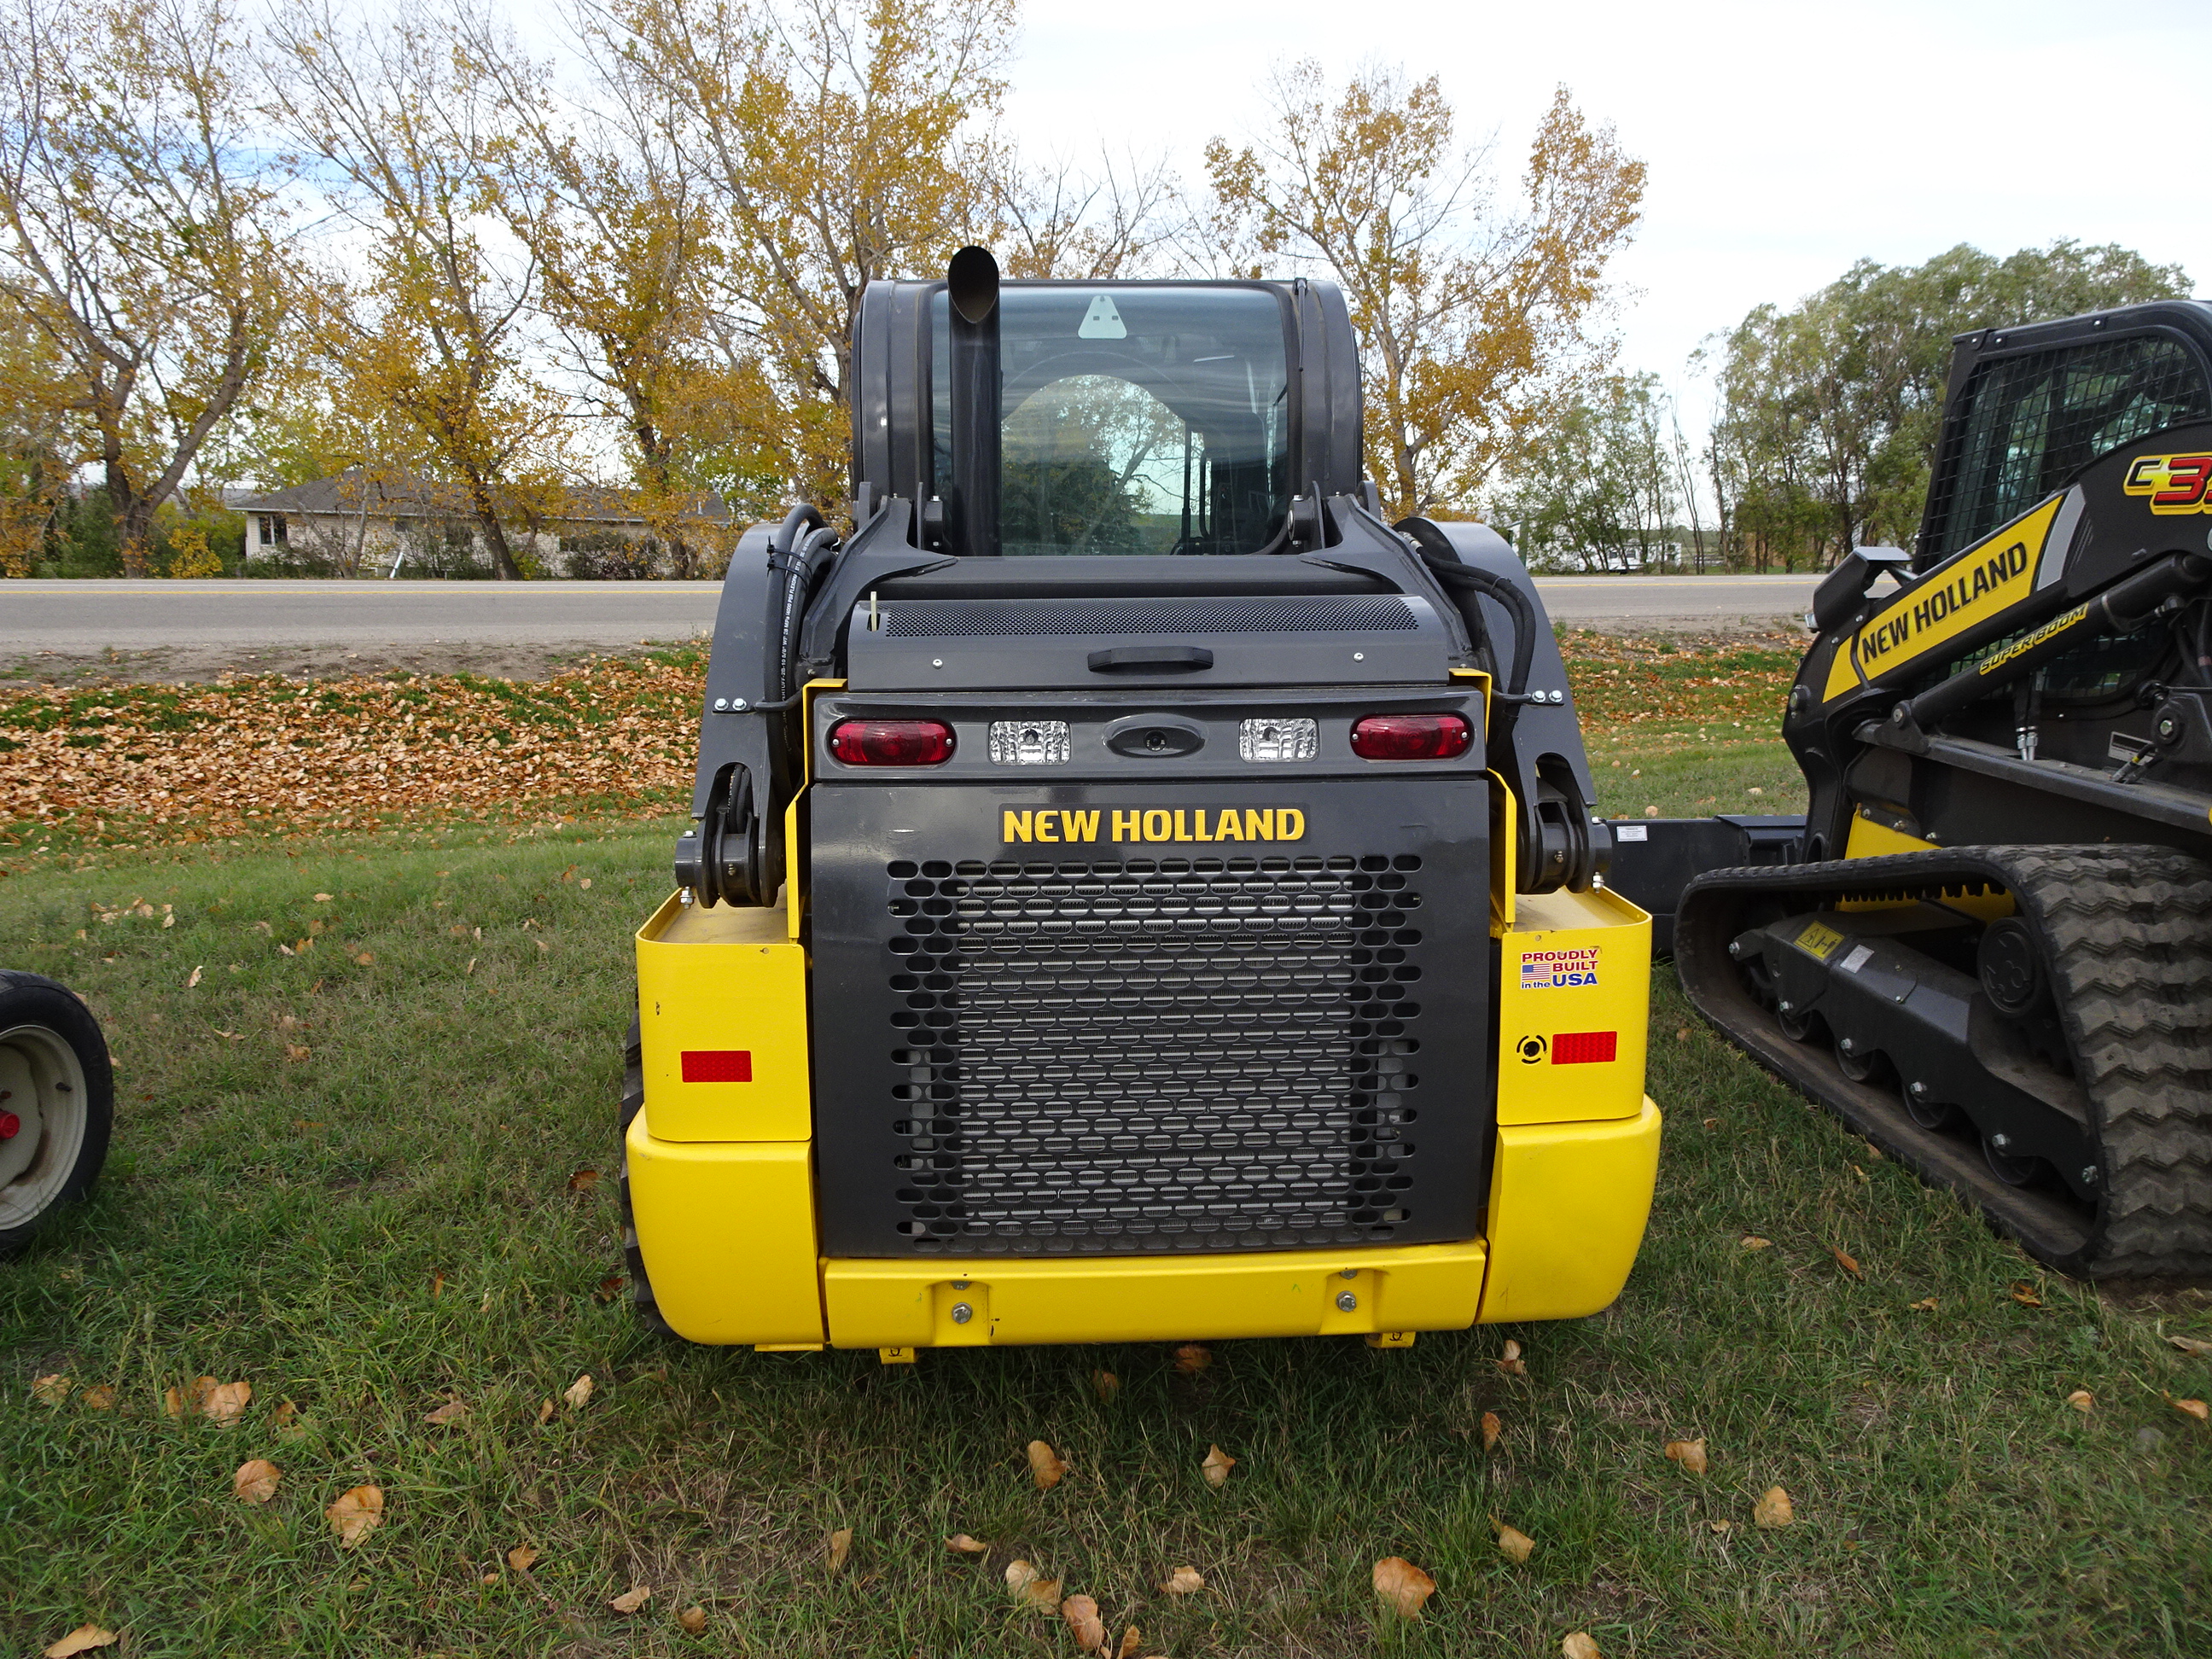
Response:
[1000, 0, 2210, 422]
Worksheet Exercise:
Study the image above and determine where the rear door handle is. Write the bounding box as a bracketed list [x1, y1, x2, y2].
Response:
[1087, 645, 1214, 673]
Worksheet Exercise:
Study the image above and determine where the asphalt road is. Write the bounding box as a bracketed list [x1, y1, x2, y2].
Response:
[0, 573, 1819, 652]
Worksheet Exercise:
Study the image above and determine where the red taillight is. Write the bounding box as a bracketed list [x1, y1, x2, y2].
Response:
[1350, 713, 1473, 760]
[829, 719, 956, 766]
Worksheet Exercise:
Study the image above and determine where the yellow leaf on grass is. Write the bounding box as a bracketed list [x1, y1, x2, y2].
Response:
[2170, 1395, 2210, 1423]
[187, 965, 202, 987]
[353, 952, 374, 965]
[1754, 1486, 1795, 1528]
[1740, 1236, 1773, 1251]
[1372, 1555, 1437, 1615]
[1663, 1437, 1708, 1475]
[1201, 1444, 1237, 1487]
[826, 1528, 853, 1573]
[1708, 1519, 1734, 1534]
[162, 1386, 183, 1417]
[201, 1380, 251, 1425]
[41, 1626, 118, 1657]
[81, 1384, 115, 1410]
[423, 1400, 469, 1425]
[568, 1167, 600, 1193]
[608, 1585, 650, 1614]
[947, 1533, 991, 1555]
[32, 1373, 70, 1405]
[507, 1545, 538, 1572]
[1059, 1593, 1107, 1654]
[284, 1044, 309, 1062]
[1562, 1634, 1603, 1659]
[1830, 1245, 1863, 1279]
[1116, 1627, 1141, 1659]
[1027, 1439, 1068, 1489]
[535, 1398, 555, 1425]
[232, 1458, 280, 1503]
[563, 1374, 593, 1410]
[2066, 1389, 2094, 1414]
[1481, 1410, 1502, 1452]
[1004, 1559, 1060, 1607]
[1173, 1342, 1212, 1375]
[1497, 1338, 1527, 1377]
[314, 894, 333, 902]
[1091, 1369, 1120, 1404]
[1494, 1520, 1535, 1564]
[2168, 1334, 2212, 1358]
[2011, 1282, 2044, 1308]
[1909, 1298, 1938, 1312]
[1158, 1564, 1205, 1594]
[325, 1484, 384, 1547]
[271, 1399, 300, 1435]
[677, 1604, 707, 1634]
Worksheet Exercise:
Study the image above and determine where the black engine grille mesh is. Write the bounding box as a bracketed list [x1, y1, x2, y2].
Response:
[881, 597, 1420, 638]
[880, 854, 1428, 1254]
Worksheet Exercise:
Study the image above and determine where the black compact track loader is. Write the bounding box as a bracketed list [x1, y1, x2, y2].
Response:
[622, 249, 1662, 1354]
[1608, 300, 2212, 1279]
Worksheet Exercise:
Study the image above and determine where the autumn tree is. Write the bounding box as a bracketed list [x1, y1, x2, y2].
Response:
[1207, 70, 1644, 521]
[588, 0, 1016, 509]
[267, 0, 571, 579]
[0, 0, 290, 576]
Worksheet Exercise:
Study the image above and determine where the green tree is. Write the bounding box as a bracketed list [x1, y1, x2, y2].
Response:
[1497, 372, 1678, 571]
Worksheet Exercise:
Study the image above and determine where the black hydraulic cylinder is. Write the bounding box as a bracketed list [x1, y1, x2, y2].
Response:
[946, 245, 1001, 558]
[1904, 551, 2212, 729]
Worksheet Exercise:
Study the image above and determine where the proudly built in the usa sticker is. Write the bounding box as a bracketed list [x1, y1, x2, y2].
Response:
[1520, 946, 1600, 989]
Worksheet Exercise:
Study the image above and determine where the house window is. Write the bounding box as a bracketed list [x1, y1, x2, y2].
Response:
[256, 514, 288, 547]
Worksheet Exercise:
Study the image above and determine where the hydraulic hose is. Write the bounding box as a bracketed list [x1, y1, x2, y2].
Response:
[1417, 551, 1537, 701]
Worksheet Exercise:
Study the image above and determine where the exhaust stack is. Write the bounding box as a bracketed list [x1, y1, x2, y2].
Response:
[946, 245, 1000, 558]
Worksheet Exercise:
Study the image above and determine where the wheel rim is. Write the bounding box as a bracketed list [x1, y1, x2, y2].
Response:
[1906, 1093, 1959, 1132]
[1836, 1041, 1883, 1083]
[1983, 1138, 2041, 1188]
[1777, 1006, 1817, 1042]
[0, 1023, 90, 1233]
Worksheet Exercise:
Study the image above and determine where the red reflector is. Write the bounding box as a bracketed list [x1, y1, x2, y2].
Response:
[0, 1110, 17, 1139]
[681, 1050, 753, 1083]
[1551, 1031, 1618, 1065]
[1350, 712, 1473, 760]
[829, 719, 956, 766]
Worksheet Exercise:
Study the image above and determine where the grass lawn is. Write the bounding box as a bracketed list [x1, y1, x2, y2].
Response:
[2, 642, 2208, 1656]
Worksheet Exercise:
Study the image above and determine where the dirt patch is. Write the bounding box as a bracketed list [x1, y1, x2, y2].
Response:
[0, 638, 697, 687]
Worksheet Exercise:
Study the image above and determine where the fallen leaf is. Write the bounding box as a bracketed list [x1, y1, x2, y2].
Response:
[1562, 1634, 1603, 1659]
[946, 1534, 991, 1556]
[1497, 1337, 1528, 1377]
[1004, 1559, 1060, 1608]
[563, 1374, 593, 1410]
[480, 1571, 498, 1585]
[580, 878, 592, 889]
[1702, 1116, 1719, 1128]
[186, 964, 202, 987]
[1116, 1627, 1141, 1659]
[41, 1627, 118, 1657]
[608, 1585, 650, 1614]
[1708, 1518, 1735, 1534]
[430, 1271, 445, 1299]
[2011, 1282, 2044, 1308]
[2065, 1389, 2093, 1414]
[1754, 1485, 1795, 1528]
[271, 1399, 299, 1430]
[1481, 1410, 1502, 1452]
[1865, 1143, 1883, 1161]
[80, 1384, 116, 1411]
[535, 1398, 555, 1425]
[1908, 1297, 1938, 1312]
[1494, 1520, 1535, 1564]
[507, 1545, 538, 1571]
[162, 1386, 183, 1417]
[568, 1168, 600, 1193]
[2170, 1395, 2210, 1423]
[1372, 1555, 1437, 1616]
[1675, 1026, 1691, 1042]
[232, 1458, 281, 1503]
[314, 893, 332, 902]
[1158, 1564, 1205, 1594]
[1201, 1444, 1237, 1487]
[1173, 1342, 1212, 1375]
[1027, 1438, 1068, 1489]
[284, 1044, 309, 1062]
[677, 1604, 707, 1635]
[325, 1484, 384, 1547]
[592, 1273, 624, 1304]
[2168, 1334, 2212, 1357]
[1740, 1236, 1773, 1251]
[422, 1400, 469, 1426]
[826, 1527, 853, 1573]
[1663, 1437, 1709, 1475]
[201, 1380, 251, 1425]
[353, 952, 374, 965]
[32, 1373, 71, 1406]
[1091, 1369, 1120, 1404]
[1830, 1245, 1863, 1279]
[1059, 1593, 1107, 1654]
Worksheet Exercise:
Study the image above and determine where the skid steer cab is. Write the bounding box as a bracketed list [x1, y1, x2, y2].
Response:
[620, 249, 1660, 1357]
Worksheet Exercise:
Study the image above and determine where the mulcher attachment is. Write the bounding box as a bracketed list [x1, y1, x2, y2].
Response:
[1675, 845, 2212, 1278]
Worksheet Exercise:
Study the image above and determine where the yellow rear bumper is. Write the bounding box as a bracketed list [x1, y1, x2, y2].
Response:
[624, 1097, 1662, 1348]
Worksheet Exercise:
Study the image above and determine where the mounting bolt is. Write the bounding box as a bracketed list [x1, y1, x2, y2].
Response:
[1991, 1133, 2011, 1150]
[1728, 940, 1743, 958]
[1336, 1291, 1359, 1312]
[1339, 1268, 1358, 1279]
[1910, 1081, 1927, 1096]
[1778, 999, 1794, 1013]
[932, 658, 945, 668]
[1839, 1037, 1855, 1052]
[950, 1302, 973, 1325]
[713, 697, 728, 711]
[729, 697, 748, 711]
[2081, 1165, 2098, 1185]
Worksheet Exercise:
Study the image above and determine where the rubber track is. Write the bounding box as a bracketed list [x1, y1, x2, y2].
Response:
[617, 1017, 675, 1335]
[1676, 845, 2212, 1278]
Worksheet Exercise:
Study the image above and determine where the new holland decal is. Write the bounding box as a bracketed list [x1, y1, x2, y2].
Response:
[1821, 493, 2069, 702]
[2122, 451, 2212, 514]
[1001, 807, 1306, 844]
